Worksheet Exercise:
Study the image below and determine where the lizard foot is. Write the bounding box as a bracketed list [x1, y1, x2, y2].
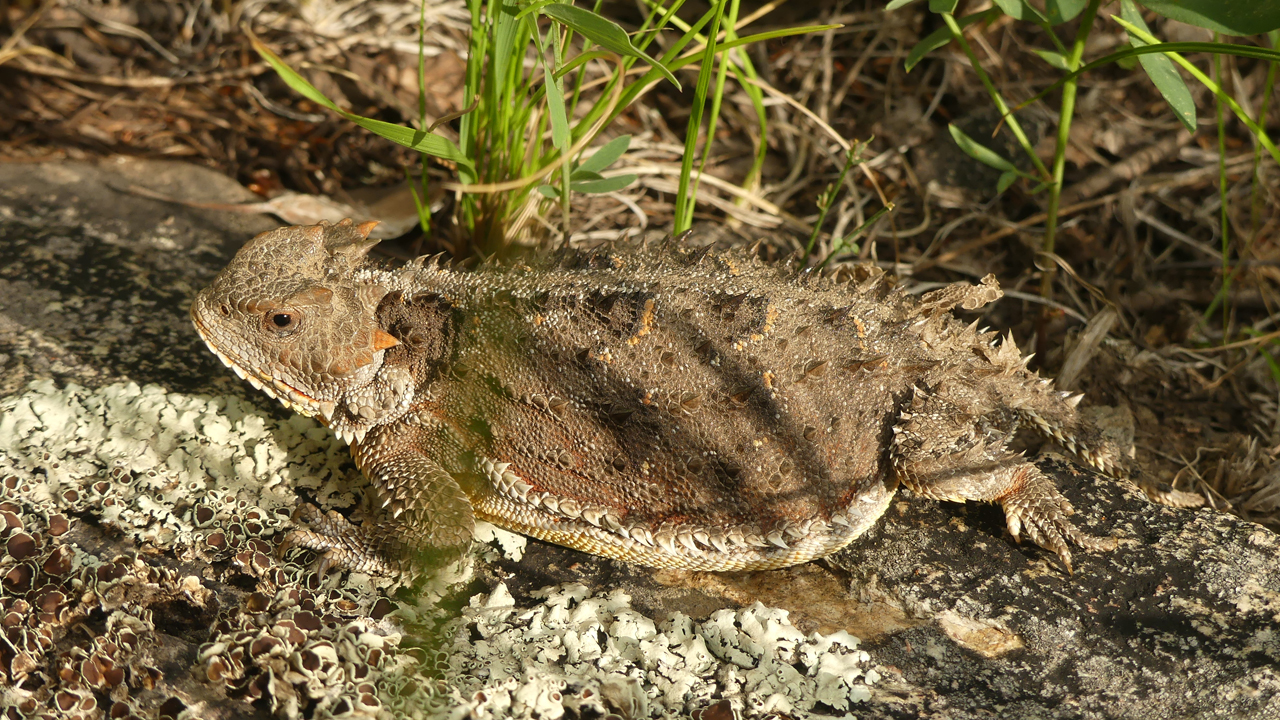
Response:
[1000, 467, 1118, 574]
[278, 503, 399, 576]
[1137, 479, 1206, 508]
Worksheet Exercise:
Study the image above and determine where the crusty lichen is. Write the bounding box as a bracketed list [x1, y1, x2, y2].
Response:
[428, 583, 876, 718]
[1, 381, 874, 718]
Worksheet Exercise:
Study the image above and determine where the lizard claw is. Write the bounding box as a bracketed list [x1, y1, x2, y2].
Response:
[1000, 469, 1117, 573]
[278, 503, 398, 576]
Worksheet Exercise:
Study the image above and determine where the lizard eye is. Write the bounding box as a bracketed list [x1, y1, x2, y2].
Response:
[263, 309, 302, 337]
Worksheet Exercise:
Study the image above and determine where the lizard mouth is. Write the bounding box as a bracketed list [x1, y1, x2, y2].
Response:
[191, 307, 332, 421]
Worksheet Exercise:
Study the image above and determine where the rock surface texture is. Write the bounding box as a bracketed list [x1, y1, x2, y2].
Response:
[0, 159, 1277, 720]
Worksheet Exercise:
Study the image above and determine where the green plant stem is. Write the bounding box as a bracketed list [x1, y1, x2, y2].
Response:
[805, 143, 863, 256]
[652, 0, 769, 201]
[675, 0, 728, 233]
[941, 12, 1050, 180]
[412, 0, 432, 235]
[727, 60, 768, 194]
[1042, 0, 1102, 302]
[566, 0, 605, 124]
[1214, 41, 1230, 339]
[1250, 34, 1278, 249]
[816, 202, 894, 271]
[684, 0, 739, 231]
[550, 22, 571, 241]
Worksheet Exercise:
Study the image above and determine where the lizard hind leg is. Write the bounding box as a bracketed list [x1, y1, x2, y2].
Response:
[281, 428, 476, 576]
[891, 384, 1115, 572]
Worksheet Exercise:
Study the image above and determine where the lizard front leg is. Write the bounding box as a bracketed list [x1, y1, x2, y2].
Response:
[891, 383, 1114, 572]
[282, 422, 475, 575]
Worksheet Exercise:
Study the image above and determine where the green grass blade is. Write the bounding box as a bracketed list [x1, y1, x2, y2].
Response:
[571, 174, 638, 194]
[1045, 0, 1087, 24]
[249, 35, 473, 171]
[939, 12, 1050, 178]
[541, 3, 680, 88]
[992, 0, 1046, 22]
[997, 170, 1018, 193]
[674, 0, 728, 233]
[806, 142, 864, 256]
[1033, 48, 1070, 70]
[1120, 0, 1196, 132]
[1100, 22, 1280, 165]
[905, 10, 994, 72]
[949, 123, 1019, 172]
[713, 25, 843, 54]
[817, 202, 895, 271]
[531, 13, 572, 235]
[1139, 0, 1280, 36]
[726, 56, 768, 193]
[685, 0, 739, 233]
[577, 134, 631, 174]
[458, 0, 484, 186]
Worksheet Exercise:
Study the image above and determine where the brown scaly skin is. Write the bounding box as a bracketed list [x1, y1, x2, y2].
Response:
[193, 219, 1170, 575]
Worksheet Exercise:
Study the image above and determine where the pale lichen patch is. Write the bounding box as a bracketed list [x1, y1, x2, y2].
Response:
[439, 583, 879, 718]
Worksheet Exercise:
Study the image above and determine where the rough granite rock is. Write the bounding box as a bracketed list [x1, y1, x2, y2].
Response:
[0, 159, 1278, 720]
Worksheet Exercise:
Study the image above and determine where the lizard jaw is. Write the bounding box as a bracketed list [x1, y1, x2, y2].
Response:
[191, 310, 334, 421]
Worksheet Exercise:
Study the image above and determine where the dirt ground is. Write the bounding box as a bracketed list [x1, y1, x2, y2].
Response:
[2, 0, 1278, 527]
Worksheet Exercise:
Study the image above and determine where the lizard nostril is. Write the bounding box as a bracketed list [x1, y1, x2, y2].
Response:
[219, 304, 232, 317]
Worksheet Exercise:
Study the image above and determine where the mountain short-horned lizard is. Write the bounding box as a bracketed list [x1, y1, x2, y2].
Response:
[193, 220, 1138, 574]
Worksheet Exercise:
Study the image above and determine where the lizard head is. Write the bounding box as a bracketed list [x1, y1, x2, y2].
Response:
[191, 219, 399, 425]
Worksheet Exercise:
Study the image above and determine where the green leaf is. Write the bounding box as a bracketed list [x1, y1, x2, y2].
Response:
[905, 10, 994, 71]
[1139, 0, 1280, 35]
[992, 0, 1046, 21]
[531, 20, 571, 159]
[249, 36, 473, 171]
[1045, 0, 1087, 24]
[997, 170, 1018, 194]
[569, 169, 606, 182]
[929, 0, 959, 13]
[540, 3, 680, 88]
[570, 174, 638, 194]
[1033, 48, 1070, 70]
[1121, 0, 1196, 132]
[577, 134, 631, 175]
[513, 0, 556, 21]
[536, 174, 639, 197]
[885, 0, 921, 10]
[712, 24, 843, 53]
[949, 124, 1019, 172]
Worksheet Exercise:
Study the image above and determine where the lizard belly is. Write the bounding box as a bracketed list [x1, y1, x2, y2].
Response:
[471, 475, 897, 572]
